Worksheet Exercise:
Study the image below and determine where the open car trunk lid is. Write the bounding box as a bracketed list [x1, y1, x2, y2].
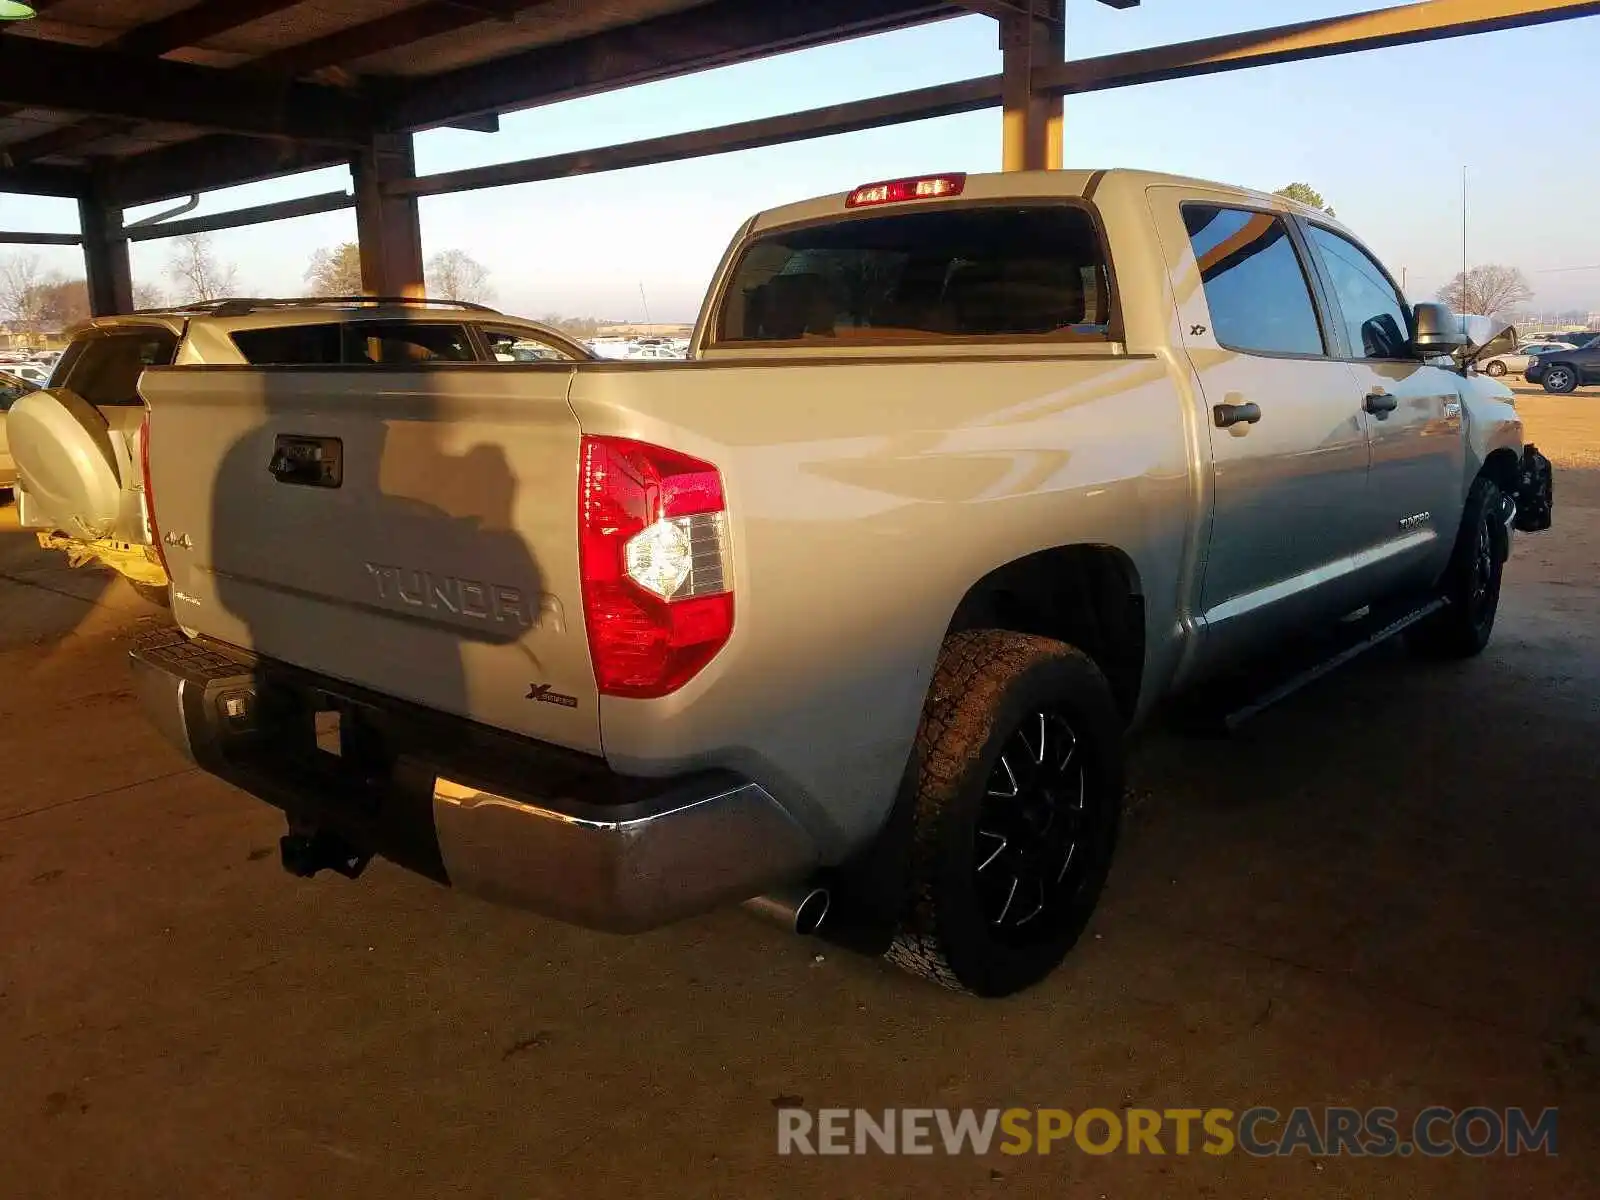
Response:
[139, 365, 600, 754]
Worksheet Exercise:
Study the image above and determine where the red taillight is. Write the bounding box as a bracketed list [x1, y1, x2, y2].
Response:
[578, 435, 733, 699]
[140, 412, 169, 578]
[845, 173, 967, 208]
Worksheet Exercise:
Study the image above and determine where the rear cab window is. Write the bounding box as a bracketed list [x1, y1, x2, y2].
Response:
[60, 328, 179, 405]
[714, 204, 1114, 346]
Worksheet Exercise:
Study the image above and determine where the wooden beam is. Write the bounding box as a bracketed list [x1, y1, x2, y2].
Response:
[0, 230, 81, 245]
[114, 0, 311, 58]
[0, 37, 374, 142]
[251, 0, 552, 77]
[353, 134, 423, 296]
[999, 1, 1062, 171]
[86, 0, 1600, 211]
[80, 170, 133, 316]
[390, 76, 1004, 199]
[0, 0, 535, 165]
[1035, 0, 1600, 95]
[0, 0, 316, 159]
[121, 190, 355, 242]
[0, 161, 88, 197]
[1, 117, 136, 166]
[108, 136, 348, 207]
[390, 0, 955, 130]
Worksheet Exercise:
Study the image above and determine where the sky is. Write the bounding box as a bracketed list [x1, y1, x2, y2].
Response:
[2, 1, 1598, 323]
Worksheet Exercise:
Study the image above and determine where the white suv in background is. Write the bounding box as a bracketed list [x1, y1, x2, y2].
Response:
[6, 297, 591, 590]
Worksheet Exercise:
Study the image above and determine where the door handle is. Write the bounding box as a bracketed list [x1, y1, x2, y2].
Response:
[1364, 389, 1399, 416]
[1213, 401, 1262, 429]
[268, 435, 343, 488]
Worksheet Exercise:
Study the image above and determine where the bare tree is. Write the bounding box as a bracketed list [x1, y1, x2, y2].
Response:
[133, 281, 167, 310]
[33, 277, 90, 330]
[166, 233, 239, 303]
[426, 249, 492, 303]
[305, 243, 364, 295]
[0, 250, 48, 332]
[1438, 265, 1533, 318]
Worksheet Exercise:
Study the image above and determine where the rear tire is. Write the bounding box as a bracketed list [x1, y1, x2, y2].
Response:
[1407, 476, 1505, 660]
[1542, 364, 1579, 394]
[1485, 360, 1506, 377]
[886, 631, 1124, 997]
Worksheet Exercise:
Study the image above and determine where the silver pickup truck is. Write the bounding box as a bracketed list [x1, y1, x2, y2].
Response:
[121, 170, 1552, 996]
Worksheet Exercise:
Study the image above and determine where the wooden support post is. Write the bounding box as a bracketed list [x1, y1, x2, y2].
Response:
[78, 169, 133, 316]
[352, 133, 424, 297]
[999, 0, 1064, 171]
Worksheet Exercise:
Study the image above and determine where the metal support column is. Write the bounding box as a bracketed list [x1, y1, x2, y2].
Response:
[352, 133, 425, 296]
[1000, 0, 1065, 171]
[77, 168, 133, 315]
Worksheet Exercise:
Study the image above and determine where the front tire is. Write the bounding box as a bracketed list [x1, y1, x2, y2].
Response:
[1543, 364, 1579, 394]
[1485, 360, 1507, 377]
[886, 631, 1124, 997]
[1407, 476, 1506, 660]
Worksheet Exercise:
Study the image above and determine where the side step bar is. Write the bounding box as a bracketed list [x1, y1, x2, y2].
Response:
[1174, 597, 1447, 735]
[1222, 598, 1445, 730]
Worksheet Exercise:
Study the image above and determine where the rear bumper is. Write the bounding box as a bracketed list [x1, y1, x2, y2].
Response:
[130, 629, 817, 932]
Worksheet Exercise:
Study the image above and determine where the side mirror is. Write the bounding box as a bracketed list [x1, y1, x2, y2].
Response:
[1412, 302, 1469, 356]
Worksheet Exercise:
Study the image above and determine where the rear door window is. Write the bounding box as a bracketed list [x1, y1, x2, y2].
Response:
[61, 329, 179, 405]
[1182, 205, 1326, 357]
[478, 326, 577, 362]
[230, 321, 475, 364]
[715, 205, 1113, 345]
[231, 324, 343, 364]
[345, 321, 473, 363]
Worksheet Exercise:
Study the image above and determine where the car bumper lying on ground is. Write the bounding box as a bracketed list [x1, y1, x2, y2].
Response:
[129, 629, 817, 932]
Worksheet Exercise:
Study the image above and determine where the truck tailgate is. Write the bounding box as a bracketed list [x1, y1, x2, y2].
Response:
[139, 366, 599, 754]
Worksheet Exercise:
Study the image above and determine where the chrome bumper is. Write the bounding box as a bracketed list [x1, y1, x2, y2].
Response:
[130, 630, 816, 932]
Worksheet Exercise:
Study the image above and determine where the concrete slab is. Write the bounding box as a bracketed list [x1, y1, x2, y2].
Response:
[0, 399, 1595, 1197]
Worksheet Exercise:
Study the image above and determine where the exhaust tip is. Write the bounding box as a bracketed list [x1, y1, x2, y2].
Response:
[743, 884, 831, 936]
[792, 887, 830, 937]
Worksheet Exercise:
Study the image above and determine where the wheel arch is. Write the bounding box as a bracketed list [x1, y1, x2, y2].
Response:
[942, 544, 1146, 722]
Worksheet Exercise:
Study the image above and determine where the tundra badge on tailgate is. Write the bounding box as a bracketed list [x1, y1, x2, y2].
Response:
[366, 563, 532, 627]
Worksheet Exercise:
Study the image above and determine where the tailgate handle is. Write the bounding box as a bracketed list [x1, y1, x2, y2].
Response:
[268, 435, 342, 488]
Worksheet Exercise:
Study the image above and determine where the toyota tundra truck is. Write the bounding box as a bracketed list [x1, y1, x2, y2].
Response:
[120, 170, 1552, 996]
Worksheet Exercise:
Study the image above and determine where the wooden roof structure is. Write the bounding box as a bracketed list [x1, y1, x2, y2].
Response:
[0, 0, 1594, 312]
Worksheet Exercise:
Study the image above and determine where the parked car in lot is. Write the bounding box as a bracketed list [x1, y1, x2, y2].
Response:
[41, 170, 1555, 997]
[0, 368, 43, 498]
[1479, 340, 1576, 377]
[5, 297, 591, 584]
[6, 361, 53, 388]
[1525, 340, 1600, 393]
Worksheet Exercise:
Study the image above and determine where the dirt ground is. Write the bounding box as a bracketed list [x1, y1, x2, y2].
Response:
[2, 385, 1596, 1198]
